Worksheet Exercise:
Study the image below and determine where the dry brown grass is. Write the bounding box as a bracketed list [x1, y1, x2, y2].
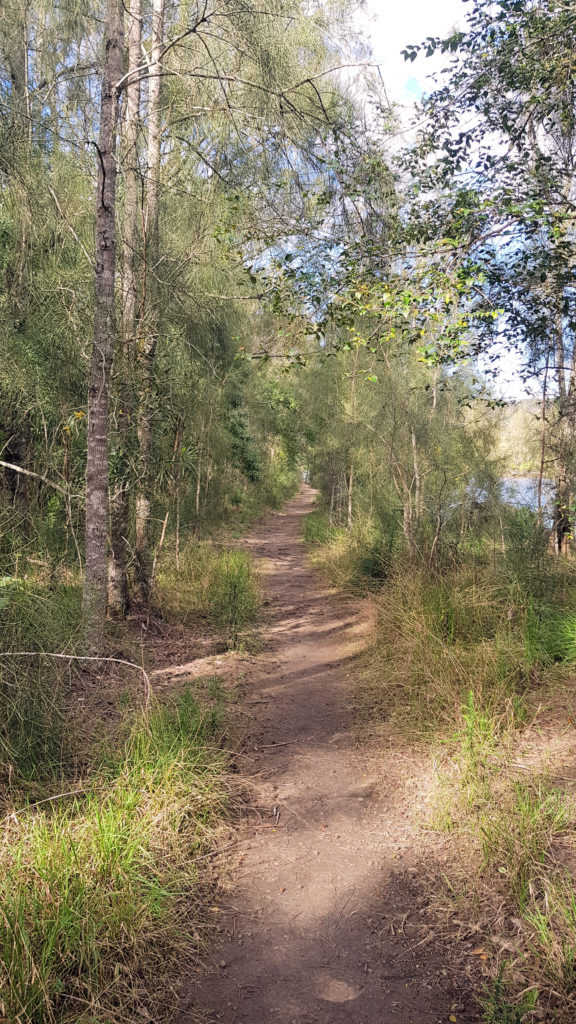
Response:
[356, 565, 576, 1022]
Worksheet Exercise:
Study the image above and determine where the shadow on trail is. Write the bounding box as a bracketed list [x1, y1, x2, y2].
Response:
[180, 487, 479, 1024]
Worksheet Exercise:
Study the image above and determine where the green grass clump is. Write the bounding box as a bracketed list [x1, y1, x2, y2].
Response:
[523, 885, 576, 995]
[0, 684, 227, 1024]
[0, 579, 82, 653]
[524, 602, 576, 665]
[0, 659, 67, 783]
[479, 782, 570, 910]
[304, 510, 398, 590]
[157, 542, 261, 646]
[363, 568, 528, 740]
[480, 965, 539, 1023]
[359, 545, 576, 1018]
[303, 509, 332, 545]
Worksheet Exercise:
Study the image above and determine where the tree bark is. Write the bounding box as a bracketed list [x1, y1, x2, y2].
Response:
[108, 0, 142, 619]
[553, 301, 574, 554]
[83, 0, 124, 653]
[537, 348, 550, 524]
[347, 463, 353, 531]
[134, 0, 165, 605]
[122, 0, 142, 335]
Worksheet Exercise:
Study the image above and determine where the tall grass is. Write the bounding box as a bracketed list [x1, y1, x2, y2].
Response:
[0, 683, 227, 1024]
[304, 509, 399, 590]
[157, 542, 261, 647]
[308, 501, 576, 1019]
[0, 581, 82, 785]
[0, 521, 257, 1021]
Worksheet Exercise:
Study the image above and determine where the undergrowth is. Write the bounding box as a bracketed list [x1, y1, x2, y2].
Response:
[0, 534, 257, 1022]
[303, 508, 399, 590]
[0, 581, 83, 784]
[0, 681, 228, 1024]
[306, 502, 576, 1021]
[156, 542, 261, 647]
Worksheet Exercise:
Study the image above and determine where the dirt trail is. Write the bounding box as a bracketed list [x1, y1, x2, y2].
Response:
[181, 487, 478, 1024]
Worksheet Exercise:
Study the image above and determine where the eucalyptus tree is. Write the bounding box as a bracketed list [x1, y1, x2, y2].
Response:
[84, 0, 124, 652]
[108, 0, 142, 620]
[132, 0, 164, 607]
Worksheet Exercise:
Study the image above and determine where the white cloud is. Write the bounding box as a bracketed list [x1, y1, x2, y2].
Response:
[355, 0, 468, 105]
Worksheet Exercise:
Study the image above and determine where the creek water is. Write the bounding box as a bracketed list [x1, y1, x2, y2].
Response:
[502, 476, 554, 511]
[501, 476, 556, 528]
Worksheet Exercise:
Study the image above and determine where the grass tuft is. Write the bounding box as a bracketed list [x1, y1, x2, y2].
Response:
[156, 542, 261, 647]
[313, 499, 576, 1020]
[0, 683, 227, 1024]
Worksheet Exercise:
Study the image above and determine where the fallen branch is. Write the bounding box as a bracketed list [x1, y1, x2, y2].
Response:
[0, 460, 68, 497]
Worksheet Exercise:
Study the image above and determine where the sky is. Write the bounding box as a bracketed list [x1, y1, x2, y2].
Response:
[355, 0, 468, 106]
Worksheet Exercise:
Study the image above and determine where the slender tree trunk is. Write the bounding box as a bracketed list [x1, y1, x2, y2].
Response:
[151, 420, 181, 578]
[174, 421, 182, 568]
[429, 471, 448, 565]
[411, 428, 421, 522]
[553, 302, 573, 554]
[203, 459, 213, 513]
[108, 0, 142, 619]
[122, 0, 142, 334]
[134, 0, 164, 605]
[347, 463, 353, 531]
[537, 348, 550, 524]
[554, 460, 571, 554]
[83, 0, 124, 653]
[108, 482, 129, 617]
[336, 472, 343, 525]
[403, 498, 413, 556]
[195, 421, 204, 522]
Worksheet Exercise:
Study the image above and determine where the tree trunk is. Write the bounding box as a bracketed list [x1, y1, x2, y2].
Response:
[108, 480, 129, 616]
[122, 0, 142, 334]
[108, 0, 142, 620]
[554, 460, 572, 554]
[83, 0, 124, 653]
[347, 463, 353, 531]
[175, 422, 182, 567]
[537, 348, 550, 524]
[553, 302, 574, 554]
[134, 0, 164, 605]
[411, 428, 421, 522]
[195, 422, 204, 523]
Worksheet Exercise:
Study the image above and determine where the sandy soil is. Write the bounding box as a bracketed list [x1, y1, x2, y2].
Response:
[179, 486, 480, 1024]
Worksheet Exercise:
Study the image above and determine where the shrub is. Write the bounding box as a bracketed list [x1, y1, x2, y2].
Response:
[305, 510, 399, 590]
[525, 601, 576, 666]
[503, 507, 551, 599]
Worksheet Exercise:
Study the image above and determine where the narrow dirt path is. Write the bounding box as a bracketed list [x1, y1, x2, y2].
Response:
[180, 487, 478, 1024]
